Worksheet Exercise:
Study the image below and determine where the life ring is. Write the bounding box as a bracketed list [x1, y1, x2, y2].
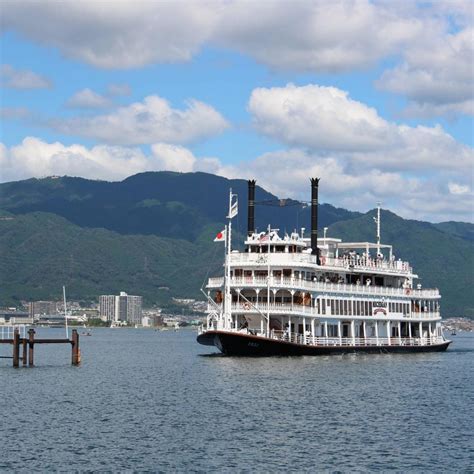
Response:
[405, 288, 411, 295]
[243, 302, 251, 310]
[320, 256, 326, 265]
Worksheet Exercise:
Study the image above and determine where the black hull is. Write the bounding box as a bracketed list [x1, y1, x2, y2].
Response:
[197, 331, 452, 356]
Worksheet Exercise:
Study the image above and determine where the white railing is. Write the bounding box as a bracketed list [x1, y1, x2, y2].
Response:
[268, 331, 445, 347]
[0, 324, 27, 340]
[210, 302, 440, 320]
[207, 276, 440, 299]
[228, 253, 413, 275]
[199, 326, 445, 347]
[231, 302, 315, 316]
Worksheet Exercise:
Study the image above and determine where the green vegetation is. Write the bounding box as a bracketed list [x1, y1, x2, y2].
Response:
[0, 172, 472, 316]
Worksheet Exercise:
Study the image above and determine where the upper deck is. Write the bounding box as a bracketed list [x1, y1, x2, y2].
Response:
[240, 230, 414, 278]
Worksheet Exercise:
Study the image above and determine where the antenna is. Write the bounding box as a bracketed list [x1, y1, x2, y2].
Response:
[63, 285, 69, 339]
[373, 202, 381, 256]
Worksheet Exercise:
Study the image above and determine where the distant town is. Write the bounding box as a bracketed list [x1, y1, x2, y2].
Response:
[0, 291, 207, 329]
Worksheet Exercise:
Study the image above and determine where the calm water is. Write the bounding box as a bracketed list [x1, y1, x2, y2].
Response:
[1, 328, 473, 472]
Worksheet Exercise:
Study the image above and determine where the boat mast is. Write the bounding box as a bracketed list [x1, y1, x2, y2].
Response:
[224, 188, 238, 330]
[374, 202, 381, 256]
[267, 223, 271, 336]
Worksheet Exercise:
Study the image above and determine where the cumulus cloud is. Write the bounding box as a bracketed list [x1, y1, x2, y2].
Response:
[0, 1, 218, 69]
[0, 1, 426, 73]
[2, 135, 472, 222]
[0, 137, 149, 182]
[215, 1, 426, 73]
[0, 137, 233, 184]
[248, 84, 473, 171]
[0, 64, 52, 89]
[65, 88, 112, 109]
[234, 148, 473, 223]
[2, 1, 471, 118]
[377, 27, 474, 117]
[52, 95, 229, 145]
[249, 84, 392, 152]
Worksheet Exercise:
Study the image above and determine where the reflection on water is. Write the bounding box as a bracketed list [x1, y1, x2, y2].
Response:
[1, 328, 473, 471]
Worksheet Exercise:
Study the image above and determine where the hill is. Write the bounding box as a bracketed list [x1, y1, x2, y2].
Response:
[0, 172, 472, 316]
[0, 172, 360, 241]
[0, 211, 223, 309]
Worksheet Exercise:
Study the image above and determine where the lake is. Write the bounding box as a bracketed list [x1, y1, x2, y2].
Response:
[1, 328, 473, 472]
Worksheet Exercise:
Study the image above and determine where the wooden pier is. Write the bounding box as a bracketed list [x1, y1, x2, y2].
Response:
[0, 328, 80, 367]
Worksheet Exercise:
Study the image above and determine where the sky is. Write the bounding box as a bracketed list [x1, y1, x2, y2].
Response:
[0, 0, 473, 223]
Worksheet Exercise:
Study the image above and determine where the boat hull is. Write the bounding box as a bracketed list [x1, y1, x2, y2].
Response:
[197, 330, 451, 356]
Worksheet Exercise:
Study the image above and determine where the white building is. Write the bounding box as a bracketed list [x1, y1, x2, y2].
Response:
[99, 292, 142, 324]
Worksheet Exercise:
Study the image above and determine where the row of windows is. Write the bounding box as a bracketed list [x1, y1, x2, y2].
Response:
[318, 298, 410, 316]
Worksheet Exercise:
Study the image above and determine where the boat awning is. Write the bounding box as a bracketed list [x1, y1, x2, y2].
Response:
[337, 242, 392, 251]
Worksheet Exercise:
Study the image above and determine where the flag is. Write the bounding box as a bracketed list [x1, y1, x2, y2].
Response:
[214, 228, 226, 242]
[228, 195, 238, 219]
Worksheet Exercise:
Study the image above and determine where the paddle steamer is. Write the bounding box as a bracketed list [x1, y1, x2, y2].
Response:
[197, 179, 451, 355]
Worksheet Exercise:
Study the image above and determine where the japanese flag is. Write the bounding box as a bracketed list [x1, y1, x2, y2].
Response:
[214, 228, 226, 242]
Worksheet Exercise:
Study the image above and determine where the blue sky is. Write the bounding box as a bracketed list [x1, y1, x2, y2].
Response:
[0, 1, 473, 222]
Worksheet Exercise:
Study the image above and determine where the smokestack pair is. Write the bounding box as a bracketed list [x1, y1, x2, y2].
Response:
[247, 178, 320, 263]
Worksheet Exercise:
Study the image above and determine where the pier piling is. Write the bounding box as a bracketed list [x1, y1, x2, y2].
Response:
[1, 326, 80, 368]
[22, 338, 27, 366]
[28, 329, 35, 367]
[71, 329, 80, 366]
[12, 329, 20, 368]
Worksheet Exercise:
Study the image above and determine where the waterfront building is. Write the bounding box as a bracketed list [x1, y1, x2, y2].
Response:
[99, 292, 142, 324]
[28, 301, 57, 317]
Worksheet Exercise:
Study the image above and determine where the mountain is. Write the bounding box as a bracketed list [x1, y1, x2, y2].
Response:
[0, 172, 360, 241]
[433, 221, 474, 241]
[0, 210, 222, 309]
[0, 172, 472, 316]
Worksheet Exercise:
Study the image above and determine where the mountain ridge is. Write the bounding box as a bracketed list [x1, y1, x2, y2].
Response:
[0, 172, 472, 316]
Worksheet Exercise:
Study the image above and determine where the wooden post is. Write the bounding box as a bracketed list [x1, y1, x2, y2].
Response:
[22, 338, 27, 366]
[12, 329, 20, 368]
[71, 329, 80, 366]
[28, 328, 35, 367]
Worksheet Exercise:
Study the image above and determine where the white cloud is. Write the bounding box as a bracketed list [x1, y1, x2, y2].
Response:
[2, 1, 471, 118]
[52, 95, 229, 145]
[65, 88, 111, 109]
[377, 27, 474, 117]
[0, 137, 232, 184]
[1, 136, 472, 222]
[249, 84, 392, 151]
[448, 182, 471, 195]
[215, 1, 426, 73]
[0, 1, 426, 73]
[0, 64, 52, 89]
[0, 1, 218, 69]
[0, 137, 149, 182]
[248, 84, 473, 171]
[232, 148, 474, 223]
[150, 143, 196, 173]
[107, 83, 131, 97]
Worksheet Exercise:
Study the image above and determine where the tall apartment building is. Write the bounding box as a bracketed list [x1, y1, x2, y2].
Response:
[99, 295, 116, 322]
[99, 292, 142, 324]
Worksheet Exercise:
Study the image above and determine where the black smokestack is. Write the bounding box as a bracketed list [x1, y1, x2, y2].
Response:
[311, 178, 320, 264]
[247, 180, 256, 236]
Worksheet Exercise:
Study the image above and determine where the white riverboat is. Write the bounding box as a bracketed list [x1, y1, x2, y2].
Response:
[197, 179, 451, 356]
